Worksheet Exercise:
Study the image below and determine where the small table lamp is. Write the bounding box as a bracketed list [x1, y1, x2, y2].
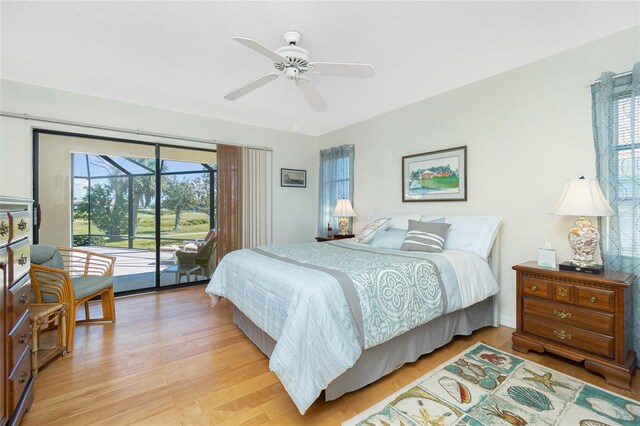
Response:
[332, 199, 356, 235]
[554, 177, 613, 271]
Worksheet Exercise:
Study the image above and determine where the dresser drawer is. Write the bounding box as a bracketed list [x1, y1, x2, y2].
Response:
[8, 313, 30, 371]
[8, 348, 31, 416]
[523, 316, 614, 358]
[522, 277, 552, 299]
[576, 286, 614, 312]
[523, 297, 614, 336]
[0, 211, 8, 246]
[8, 210, 30, 244]
[8, 275, 32, 326]
[8, 238, 30, 283]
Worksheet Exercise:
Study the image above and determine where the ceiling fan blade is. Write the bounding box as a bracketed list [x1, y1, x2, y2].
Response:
[309, 62, 375, 78]
[297, 78, 328, 112]
[232, 37, 285, 64]
[224, 72, 281, 100]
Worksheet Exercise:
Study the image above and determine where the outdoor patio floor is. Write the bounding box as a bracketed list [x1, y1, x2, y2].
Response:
[78, 246, 208, 292]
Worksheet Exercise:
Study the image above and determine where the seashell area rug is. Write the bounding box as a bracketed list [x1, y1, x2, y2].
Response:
[343, 342, 639, 426]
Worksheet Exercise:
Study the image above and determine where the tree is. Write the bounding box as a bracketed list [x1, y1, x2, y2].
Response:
[163, 177, 195, 230]
[191, 175, 211, 215]
[77, 183, 128, 238]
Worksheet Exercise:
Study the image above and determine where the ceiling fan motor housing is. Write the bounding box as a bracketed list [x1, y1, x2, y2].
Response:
[275, 44, 310, 74]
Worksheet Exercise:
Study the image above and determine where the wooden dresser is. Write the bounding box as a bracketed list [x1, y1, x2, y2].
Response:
[512, 261, 636, 390]
[0, 197, 34, 425]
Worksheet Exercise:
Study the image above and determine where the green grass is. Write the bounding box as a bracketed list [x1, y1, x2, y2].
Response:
[417, 176, 459, 189]
[73, 210, 211, 250]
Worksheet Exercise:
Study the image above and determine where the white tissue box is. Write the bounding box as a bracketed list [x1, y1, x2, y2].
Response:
[538, 248, 557, 269]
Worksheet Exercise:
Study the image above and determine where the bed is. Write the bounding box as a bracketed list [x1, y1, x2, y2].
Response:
[205, 214, 502, 414]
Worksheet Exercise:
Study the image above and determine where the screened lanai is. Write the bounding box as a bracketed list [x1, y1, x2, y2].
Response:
[71, 152, 217, 293]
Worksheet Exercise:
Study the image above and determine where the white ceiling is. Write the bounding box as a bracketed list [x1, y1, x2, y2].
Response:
[1, 1, 638, 136]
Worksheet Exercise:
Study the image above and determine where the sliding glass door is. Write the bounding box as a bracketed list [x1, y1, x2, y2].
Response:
[158, 146, 217, 286]
[35, 130, 216, 295]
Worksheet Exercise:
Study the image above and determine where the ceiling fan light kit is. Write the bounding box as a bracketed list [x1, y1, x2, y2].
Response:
[224, 30, 375, 112]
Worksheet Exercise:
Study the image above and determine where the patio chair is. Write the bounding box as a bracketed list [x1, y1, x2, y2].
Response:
[181, 229, 216, 253]
[175, 235, 218, 279]
[29, 245, 116, 352]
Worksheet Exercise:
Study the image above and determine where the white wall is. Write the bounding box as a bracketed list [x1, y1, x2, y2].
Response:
[0, 80, 318, 244]
[318, 26, 640, 327]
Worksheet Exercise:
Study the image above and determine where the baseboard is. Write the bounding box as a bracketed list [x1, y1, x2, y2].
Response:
[499, 315, 516, 329]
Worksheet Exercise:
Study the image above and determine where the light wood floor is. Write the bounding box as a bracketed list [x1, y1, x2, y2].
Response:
[23, 285, 640, 425]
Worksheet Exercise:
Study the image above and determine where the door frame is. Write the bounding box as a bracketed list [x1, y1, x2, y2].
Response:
[32, 128, 216, 295]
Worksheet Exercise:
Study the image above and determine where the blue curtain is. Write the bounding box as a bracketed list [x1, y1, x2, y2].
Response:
[318, 145, 355, 236]
[592, 63, 639, 363]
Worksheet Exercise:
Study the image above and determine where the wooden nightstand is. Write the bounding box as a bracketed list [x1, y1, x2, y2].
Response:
[512, 262, 636, 389]
[315, 234, 355, 242]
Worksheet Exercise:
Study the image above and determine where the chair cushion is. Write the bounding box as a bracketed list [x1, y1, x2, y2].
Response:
[31, 244, 64, 269]
[41, 275, 113, 303]
[71, 276, 114, 300]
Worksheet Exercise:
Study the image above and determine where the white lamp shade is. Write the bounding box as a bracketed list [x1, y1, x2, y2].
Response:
[554, 178, 614, 216]
[332, 199, 356, 217]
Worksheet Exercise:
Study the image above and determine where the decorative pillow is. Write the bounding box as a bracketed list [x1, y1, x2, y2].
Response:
[370, 228, 408, 250]
[442, 215, 502, 259]
[354, 217, 391, 243]
[401, 220, 451, 253]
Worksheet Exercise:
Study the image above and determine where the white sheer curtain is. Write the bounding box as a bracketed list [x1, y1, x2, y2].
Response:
[241, 147, 272, 248]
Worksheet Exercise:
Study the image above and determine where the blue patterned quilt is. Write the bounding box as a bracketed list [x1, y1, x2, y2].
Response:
[261, 242, 447, 349]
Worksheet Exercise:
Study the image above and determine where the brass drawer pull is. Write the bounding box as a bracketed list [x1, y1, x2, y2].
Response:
[530, 285, 538, 291]
[19, 293, 28, 305]
[558, 287, 568, 297]
[18, 254, 28, 266]
[553, 330, 571, 340]
[18, 219, 27, 231]
[589, 296, 598, 303]
[19, 372, 27, 384]
[0, 221, 7, 236]
[18, 333, 27, 344]
[554, 309, 572, 319]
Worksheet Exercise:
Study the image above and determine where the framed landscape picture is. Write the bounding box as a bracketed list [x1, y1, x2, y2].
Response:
[402, 146, 467, 202]
[281, 168, 307, 188]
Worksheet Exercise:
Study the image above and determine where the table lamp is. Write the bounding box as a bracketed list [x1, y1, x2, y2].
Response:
[332, 199, 356, 235]
[554, 176, 613, 273]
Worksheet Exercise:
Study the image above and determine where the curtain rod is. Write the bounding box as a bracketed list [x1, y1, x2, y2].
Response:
[588, 70, 633, 86]
[0, 111, 274, 152]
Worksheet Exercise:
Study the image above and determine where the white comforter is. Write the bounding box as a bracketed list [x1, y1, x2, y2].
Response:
[205, 242, 498, 414]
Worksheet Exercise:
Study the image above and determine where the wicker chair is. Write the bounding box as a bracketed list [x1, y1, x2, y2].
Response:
[175, 236, 218, 279]
[30, 246, 116, 352]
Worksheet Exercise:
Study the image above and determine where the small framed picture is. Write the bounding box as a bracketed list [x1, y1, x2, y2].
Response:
[402, 146, 467, 202]
[281, 168, 306, 188]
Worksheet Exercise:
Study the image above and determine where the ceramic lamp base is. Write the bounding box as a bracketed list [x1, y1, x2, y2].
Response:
[567, 216, 600, 267]
[338, 217, 349, 235]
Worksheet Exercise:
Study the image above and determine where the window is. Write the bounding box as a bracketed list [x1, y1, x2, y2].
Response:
[613, 94, 640, 257]
[317, 145, 354, 236]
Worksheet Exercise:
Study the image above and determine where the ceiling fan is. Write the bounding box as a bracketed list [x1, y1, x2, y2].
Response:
[224, 31, 375, 112]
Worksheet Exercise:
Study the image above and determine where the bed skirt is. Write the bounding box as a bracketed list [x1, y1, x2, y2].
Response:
[232, 296, 496, 401]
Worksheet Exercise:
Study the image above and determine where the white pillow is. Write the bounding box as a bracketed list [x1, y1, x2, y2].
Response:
[440, 215, 502, 259]
[367, 212, 421, 230]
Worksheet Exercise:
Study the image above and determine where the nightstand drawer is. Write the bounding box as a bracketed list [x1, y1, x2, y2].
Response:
[522, 277, 552, 299]
[553, 283, 574, 303]
[523, 297, 614, 336]
[576, 286, 614, 312]
[523, 316, 614, 358]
